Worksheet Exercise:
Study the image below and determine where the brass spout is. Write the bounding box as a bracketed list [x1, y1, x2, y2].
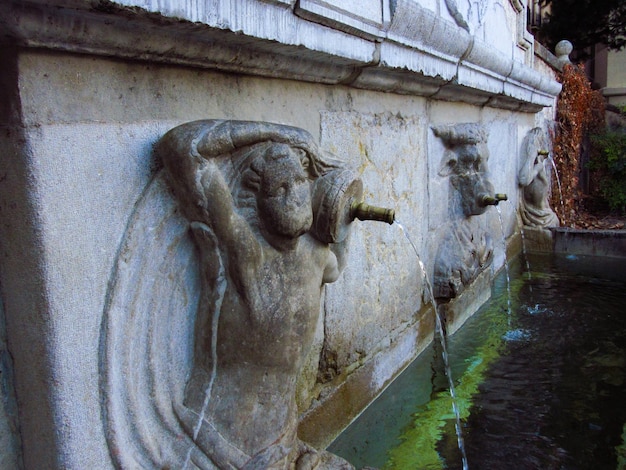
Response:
[538, 149, 550, 156]
[481, 193, 508, 206]
[351, 202, 395, 225]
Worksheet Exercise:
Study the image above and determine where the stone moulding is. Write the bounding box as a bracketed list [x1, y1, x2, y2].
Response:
[0, 0, 561, 111]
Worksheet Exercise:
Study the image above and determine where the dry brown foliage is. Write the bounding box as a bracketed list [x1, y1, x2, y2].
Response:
[551, 63, 606, 227]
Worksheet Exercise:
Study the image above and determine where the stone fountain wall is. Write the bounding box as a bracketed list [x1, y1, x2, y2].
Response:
[0, 0, 561, 467]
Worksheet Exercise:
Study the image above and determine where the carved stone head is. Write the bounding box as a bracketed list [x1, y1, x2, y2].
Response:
[433, 123, 494, 217]
[239, 142, 314, 240]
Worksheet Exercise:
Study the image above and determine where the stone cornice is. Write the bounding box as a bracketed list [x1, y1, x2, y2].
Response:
[0, 0, 561, 112]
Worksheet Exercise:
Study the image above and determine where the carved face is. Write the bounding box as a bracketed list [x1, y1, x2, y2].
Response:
[443, 144, 493, 216]
[257, 144, 313, 238]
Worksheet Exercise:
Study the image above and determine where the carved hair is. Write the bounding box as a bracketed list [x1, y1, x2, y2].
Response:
[432, 123, 488, 147]
[521, 127, 549, 163]
[433, 123, 489, 177]
[157, 120, 348, 225]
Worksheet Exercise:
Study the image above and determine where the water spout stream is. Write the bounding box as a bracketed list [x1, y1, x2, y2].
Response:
[495, 206, 512, 323]
[182, 223, 227, 470]
[546, 155, 566, 226]
[396, 220, 469, 470]
[516, 214, 533, 294]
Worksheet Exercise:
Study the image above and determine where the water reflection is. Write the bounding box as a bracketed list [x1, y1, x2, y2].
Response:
[329, 254, 626, 470]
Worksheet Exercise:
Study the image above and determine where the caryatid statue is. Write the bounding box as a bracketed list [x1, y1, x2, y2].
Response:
[518, 127, 559, 228]
[157, 120, 390, 469]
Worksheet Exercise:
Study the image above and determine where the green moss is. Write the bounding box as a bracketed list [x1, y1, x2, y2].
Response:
[383, 278, 524, 469]
[617, 422, 626, 470]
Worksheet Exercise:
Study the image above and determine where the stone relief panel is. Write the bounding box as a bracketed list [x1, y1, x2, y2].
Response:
[430, 123, 496, 301]
[480, 118, 517, 270]
[100, 120, 365, 469]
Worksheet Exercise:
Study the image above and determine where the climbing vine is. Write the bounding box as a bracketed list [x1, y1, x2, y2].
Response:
[551, 63, 605, 226]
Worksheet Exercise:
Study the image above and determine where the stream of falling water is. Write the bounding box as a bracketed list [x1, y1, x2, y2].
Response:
[546, 155, 566, 225]
[517, 218, 533, 293]
[395, 220, 469, 470]
[495, 206, 512, 323]
[182, 223, 226, 470]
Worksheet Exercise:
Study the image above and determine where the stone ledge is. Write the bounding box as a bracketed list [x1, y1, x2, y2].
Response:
[534, 40, 566, 72]
[553, 228, 626, 259]
[603, 87, 626, 98]
[0, 0, 560, 112]
[521, 226, 554, 253]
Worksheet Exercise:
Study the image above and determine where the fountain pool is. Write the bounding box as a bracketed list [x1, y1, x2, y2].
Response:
[329, 253, 626, 470]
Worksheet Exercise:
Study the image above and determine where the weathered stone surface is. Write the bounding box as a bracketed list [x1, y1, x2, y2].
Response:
[299, 307, 431, 449]
[0, 0, 562, 466]
[0, 116, 162, 468]
[438, 268, 492, 336]
[318, 111, 427, 376]
[292, 110, 436, 446]
[521, 225, 555, 253]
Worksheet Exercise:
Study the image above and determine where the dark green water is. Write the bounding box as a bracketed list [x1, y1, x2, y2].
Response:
[329, 254, 626, 470]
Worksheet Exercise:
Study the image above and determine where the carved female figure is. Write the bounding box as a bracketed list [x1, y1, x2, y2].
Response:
[518, 127, 559, 228]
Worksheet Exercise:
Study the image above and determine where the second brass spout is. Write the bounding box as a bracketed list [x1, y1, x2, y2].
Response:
[481, 193, 508, 206]
[351, 202, 395, 225]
